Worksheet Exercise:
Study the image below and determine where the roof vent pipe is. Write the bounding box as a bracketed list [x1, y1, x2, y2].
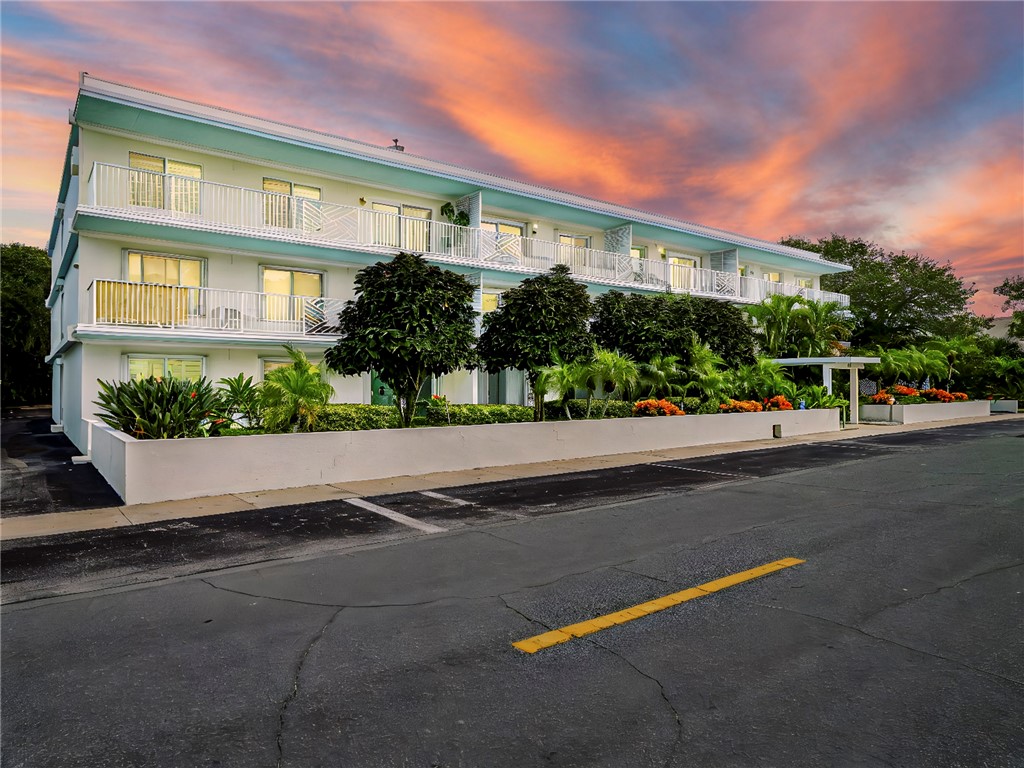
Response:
[387, 138, 405, 152]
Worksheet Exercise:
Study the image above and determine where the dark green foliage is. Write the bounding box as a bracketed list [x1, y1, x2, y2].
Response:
[421, 403, 533, 426]
[1, 243, 51, 405]
[994, 275, 1024, 340]
[591, 291, 755, 368]
[325, 253, 478, 428]
[680, 397, 702, 413]
[440, 202, 471, 227]
[315, 404, 402, 431]
[543, 399, 633, 420]
[94, 376, 230, 439]
[781, 234, 979, 347]
[219, 427, 266, 437]
[477, 264, 594, 421]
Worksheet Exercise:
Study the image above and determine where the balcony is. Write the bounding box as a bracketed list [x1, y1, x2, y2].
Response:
[86, 163, 848, 307]
[86, 280, 345, 339]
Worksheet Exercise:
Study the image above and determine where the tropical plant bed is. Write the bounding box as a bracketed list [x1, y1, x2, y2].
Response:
[88, 408, 840, 505]
[858, 400, 991, 424]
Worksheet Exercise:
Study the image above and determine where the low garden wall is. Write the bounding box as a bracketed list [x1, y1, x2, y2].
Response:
[858, 400, 990, 425]
[91, 409, 840, 505]
[990, 399, 1018, 414]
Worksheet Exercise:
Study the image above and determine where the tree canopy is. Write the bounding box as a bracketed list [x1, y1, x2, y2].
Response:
[324, 252, 478, 427]
[780, 234, 982, 347]
[1, 243, 51, 405]
[477, 264, 593, 421]
[994, 275, 1024, 340]
[591, 291, 755, 368]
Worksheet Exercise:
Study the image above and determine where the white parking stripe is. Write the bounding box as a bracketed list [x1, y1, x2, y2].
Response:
[650, 464, 754, 478]
[344, 498, 447, 534]
[418, 490, 472, 506]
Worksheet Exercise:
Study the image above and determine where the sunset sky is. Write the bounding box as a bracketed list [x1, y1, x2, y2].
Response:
[2, 1, 1021, 314]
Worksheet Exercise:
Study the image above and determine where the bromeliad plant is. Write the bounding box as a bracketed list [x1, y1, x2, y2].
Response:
[95, 375, 230, 439]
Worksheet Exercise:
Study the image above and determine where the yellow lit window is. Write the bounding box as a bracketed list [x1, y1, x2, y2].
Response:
[127, 356, 203, 382]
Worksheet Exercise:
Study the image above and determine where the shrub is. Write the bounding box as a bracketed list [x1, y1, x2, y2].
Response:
[217, 373, 263, 427]
[920, 388, 955, 403]
[763, 395, 794, 411]
[681, 397, 702, 413]
[869, 391, 895, 405]
[951, 392, 969, 401]
[421, 403, 534, 426]
[262, 346, 335, 432]
[94, 376, 230, 439]
[719, 399, 763, 413]
[544, 399, 633, 420]
[632, 399, 684, 417]
[316, 404, 401, 431]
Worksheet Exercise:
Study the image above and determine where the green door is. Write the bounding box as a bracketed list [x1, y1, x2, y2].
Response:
[370, 371, 394, 406]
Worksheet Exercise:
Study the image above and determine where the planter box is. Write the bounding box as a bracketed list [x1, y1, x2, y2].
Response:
[990, 399, 1018, 414]
[88, 409, 840, 506]
[859, 400, 990, 425]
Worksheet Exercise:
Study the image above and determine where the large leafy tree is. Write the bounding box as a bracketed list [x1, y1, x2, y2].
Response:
[994, 275, 1024, 340]
[477, 264, 593, 421]
[591, 291, 755, 368]
[781, 234, 980, 347]
[325, 252, 478, 427]
[1, 243, 51, 405]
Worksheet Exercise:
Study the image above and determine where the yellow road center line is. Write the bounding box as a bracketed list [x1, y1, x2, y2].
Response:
[512, 557, 805, 654]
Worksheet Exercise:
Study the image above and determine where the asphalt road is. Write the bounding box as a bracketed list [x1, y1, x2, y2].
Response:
[2, 421, 1022, 767]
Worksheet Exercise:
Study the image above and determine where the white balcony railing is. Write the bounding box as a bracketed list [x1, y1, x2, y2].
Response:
[88, 280, 346, 338]
[88, 163, 849, 307]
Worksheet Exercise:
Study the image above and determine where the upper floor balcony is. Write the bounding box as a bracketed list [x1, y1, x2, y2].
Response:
[85, 163, 849, 307]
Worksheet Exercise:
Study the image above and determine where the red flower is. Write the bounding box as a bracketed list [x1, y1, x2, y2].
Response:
[190, 391, 197, 399]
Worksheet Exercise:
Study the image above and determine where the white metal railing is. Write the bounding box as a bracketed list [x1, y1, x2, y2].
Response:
[88, 280, 345, 337]
[89, 162, 848, 306]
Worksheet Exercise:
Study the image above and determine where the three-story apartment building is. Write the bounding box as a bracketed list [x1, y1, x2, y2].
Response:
[47, 75, 850, 453]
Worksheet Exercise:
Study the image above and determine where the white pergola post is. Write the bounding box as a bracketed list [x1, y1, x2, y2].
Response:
[849, 366, 860, 425]
[823, 365, 834, 395]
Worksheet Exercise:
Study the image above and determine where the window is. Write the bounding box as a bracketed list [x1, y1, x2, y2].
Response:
[796, 277, 814, 289]
[763, 272, 782, 283]
[481, 221, 524, 237]
[261, 359, 292, 378]
[370, 202, 431, 249]
[263, 178, 322, 230]
[667, 252, 699, 290]
[127, 356, 203, 382]
[630, 246, 647, 260]
[127, 251, 203, 287]
[128, 152, 201, 213]
[667, 252, 698, 269]
[559, 234, 590, 249]
[482, 293, 501, 313]
[262, 267, 323, 323]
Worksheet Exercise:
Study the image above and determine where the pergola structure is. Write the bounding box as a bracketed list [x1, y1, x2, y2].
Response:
[771, 356, 881, 425]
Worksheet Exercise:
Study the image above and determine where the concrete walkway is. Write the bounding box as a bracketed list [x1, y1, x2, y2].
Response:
[2, 413, 1020, 541]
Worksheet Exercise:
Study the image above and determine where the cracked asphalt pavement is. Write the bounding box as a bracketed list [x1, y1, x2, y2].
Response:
[2, 421, 1023, 767]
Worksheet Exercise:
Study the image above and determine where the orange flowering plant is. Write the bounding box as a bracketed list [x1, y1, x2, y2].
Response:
[763, 395, 794, 411]
[633, 398, 685, 417]
[920, 388, 955, 403]
[719, 399, 764, 413]
[869, 391, 896, 405]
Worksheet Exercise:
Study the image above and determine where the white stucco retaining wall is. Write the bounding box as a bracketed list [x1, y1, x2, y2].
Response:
[859, 400, 990, 424]
[990, 399, 1018, 414]
[91, 409, 840, 505]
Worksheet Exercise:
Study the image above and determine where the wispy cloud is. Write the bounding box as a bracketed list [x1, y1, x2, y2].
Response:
[1, 1, 1020, 314]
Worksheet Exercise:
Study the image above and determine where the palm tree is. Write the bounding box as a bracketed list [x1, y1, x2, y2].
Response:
[792, 300, 851, 357]
[538, 354, 590, 419]
[727, 357, 797, 401]
[261, 345, 335, 432]
[924, 336, 979, 390]
[584, 348, 639, 416]
[745, 294, 803, 358]
[637, 354, 685, 399]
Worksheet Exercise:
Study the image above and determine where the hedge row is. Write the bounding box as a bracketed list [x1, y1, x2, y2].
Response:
[420, 403, 534, 426]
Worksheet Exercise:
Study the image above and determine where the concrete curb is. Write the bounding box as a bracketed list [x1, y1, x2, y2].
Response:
[2, 413, 1020, 541]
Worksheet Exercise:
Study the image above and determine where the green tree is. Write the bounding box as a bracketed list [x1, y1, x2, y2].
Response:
[1, 243, 51, 405]
[792, 300, 851, 357]
[591, 291, 755, 368]
[781, 234, 979, 347]
[325, 253, 478, 428]
[745, 294, 803, 358]
[994, 275, 1024, 340]
[262, 345, 335, 432]
[477, 264, 593, 421]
